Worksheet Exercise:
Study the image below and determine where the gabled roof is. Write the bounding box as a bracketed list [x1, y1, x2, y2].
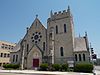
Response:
[29, 17, 46, 30]
[20, 17, 46, 43]
[74, 37, 87, 52]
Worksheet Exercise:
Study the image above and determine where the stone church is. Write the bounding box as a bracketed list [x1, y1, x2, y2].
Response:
[10, 6, 90, 69]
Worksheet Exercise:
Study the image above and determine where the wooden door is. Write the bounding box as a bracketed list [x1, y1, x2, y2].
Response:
[33, 59, 39, 67]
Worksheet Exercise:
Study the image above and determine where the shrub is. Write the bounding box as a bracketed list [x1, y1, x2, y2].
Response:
[12, 64, 20, 69]
[61, 63, 68, 71]
[74, 62, 93, 73]
[3, 64, 20, 69]
[52, 64, 61, 71]
[40, 63, 48, 71]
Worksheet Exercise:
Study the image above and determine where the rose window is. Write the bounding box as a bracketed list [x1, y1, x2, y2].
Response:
[31, 32, 42, 43]
[34, 35, 39, 40]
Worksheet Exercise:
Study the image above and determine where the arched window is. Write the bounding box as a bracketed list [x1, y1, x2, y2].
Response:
[49, 33, 52, 38]
[60, 47, 64, 56]
[13, 55, 15, 62]
[75, 54, 77, 61]
[79, 54, 81, 61]
[83, 54, 85, 61]
[16, 55, 18, 62]
[56, 25, 58, 34]
[64, 24, 67, 33]
[43, 42, 45, 51]
[27, 44, 29, 53]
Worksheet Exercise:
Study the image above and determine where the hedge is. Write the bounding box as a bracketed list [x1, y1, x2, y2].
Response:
[39, 63, 48, 71]
[52, 64, 61, 71]
[74, 62, 93, 73]
[39, 63, 68, 71]
[3, 64, 20, 69]
[61, 63, 68, 71]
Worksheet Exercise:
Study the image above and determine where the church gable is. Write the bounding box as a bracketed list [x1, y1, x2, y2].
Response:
[29, 17, 46, 33]
[21, 17, 47, 57]
[23, 17, 46, 40]
[27, 17, 47, 47]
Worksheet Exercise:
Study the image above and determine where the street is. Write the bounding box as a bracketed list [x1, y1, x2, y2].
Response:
[0, 70, 93, 75]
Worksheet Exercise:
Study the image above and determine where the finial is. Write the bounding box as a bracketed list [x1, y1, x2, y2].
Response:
[68, 5, 70, 10]
[26, 27, 29, 33]
[26, 27, 29, 30]
[67, 5, 70, 13]
[50, 10, 53, 17]
[36, 14, 38, 18]
[90, 42, 92, 48]
[85, 31, 87, 36]
[90, 42, 91, 45]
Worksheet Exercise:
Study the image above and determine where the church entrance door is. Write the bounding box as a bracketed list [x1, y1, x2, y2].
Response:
[33, 59, 39, 67]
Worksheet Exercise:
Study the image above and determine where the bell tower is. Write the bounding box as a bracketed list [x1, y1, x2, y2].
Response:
[47, 6, 75, 64]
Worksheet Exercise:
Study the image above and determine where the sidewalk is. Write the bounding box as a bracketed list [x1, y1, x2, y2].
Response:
[0, 70, 93, 75]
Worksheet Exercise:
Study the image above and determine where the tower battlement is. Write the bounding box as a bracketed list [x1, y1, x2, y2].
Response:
[47, 8, 70, 22]
[53, 10, 66, 15]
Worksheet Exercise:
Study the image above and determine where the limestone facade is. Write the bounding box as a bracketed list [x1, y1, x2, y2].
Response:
[10, 7, 90, 69]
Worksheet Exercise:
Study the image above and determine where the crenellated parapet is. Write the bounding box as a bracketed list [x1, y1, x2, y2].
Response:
[47, 9, 71, 22]
[53, 10, 67, 15]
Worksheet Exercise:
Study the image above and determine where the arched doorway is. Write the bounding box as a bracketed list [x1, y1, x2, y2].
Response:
[33, 52, 39, 67]
[27, 47, 42, 69]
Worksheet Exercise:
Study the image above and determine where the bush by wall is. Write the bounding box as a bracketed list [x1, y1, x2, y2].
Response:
[39, 63, 48, 71]
[52, 64, 61, 71]
[74, 62, 93, 73]
[3, 64, 20, 69]
[61, 63, 68, 71]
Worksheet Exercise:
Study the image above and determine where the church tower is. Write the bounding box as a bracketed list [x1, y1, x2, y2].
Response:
[10, 6, 91, 69]
[47, 6, 75, 64]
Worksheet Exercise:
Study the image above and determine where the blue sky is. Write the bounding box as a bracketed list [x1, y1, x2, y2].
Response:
[0, 0, 100, 57]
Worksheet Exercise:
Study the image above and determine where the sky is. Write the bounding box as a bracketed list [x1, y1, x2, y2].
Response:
[0, 0, 100, 57]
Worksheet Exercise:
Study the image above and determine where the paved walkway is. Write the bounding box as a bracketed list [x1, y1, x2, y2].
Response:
[0, 73, 27, 75]
[94, 66, 100, 75]
[0, 70, 93, 75]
